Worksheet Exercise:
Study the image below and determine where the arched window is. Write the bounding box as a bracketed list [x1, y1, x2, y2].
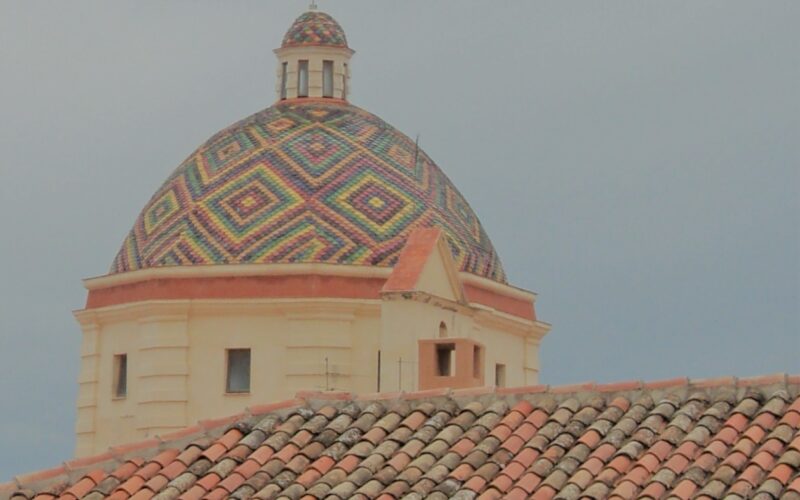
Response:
[439, 321, 448, 338]
[297, 60, 309, 97]
[322, 60, 334, 98]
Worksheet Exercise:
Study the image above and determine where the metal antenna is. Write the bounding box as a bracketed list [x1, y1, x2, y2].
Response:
[413, 134, 420, 169]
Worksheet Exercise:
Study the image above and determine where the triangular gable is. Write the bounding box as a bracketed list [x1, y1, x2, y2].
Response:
[382, 227, 466, 303]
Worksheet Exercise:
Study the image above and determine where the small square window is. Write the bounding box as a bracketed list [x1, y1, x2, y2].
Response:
[113, 354, 127, 398]
[226, 349, 251, 393]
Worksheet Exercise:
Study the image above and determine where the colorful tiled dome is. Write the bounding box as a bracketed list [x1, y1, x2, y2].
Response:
[281, 11, 348, 49]
[111, 101, 506, 282]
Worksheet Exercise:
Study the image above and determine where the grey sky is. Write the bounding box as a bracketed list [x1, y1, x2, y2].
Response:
[0, 0, 797, 479]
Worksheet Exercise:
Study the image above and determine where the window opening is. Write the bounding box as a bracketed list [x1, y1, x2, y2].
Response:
[436, 343, 455, 376]
[297, 60, 309, 97]
[113, 354, 127, 398]
[473, 345, 482, 378]
[495, 363, 506, 388]
[342, 63, 348, 99]
[438, 321, 448, 338]
[280, 62, 288, 100]
[226, 349, 251, 393]
[322, 60, 334, 98]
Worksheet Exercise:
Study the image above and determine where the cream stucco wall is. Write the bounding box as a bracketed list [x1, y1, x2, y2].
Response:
[74, 263, 549, 456]
[274, 46, 353, 101]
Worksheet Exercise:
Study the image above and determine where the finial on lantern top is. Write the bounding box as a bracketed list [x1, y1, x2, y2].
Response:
[309, 1, 318, 10]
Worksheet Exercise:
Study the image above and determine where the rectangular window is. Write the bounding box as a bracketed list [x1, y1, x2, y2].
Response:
[297, 60, 309, 98]
[495, 363, 506, 388]
[436, 343, 455, 376]
[322, 60, 334, 98]
[473, 345, 482, 378]
[342, 63, 348, 99]
[113, 354, 127, 398]
[226, 349, 251, 393]
[280, 62, 288, 100]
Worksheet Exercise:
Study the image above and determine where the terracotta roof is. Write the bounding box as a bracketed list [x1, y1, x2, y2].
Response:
[5, 375, 800, 500]
[110, 100, 507, 283]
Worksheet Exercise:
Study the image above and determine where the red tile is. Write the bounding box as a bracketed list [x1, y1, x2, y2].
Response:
[753, 412, 777, 430]
[725, 413, 750, 432]
[705, 439, 728, 459]
[612, 480, 639, 498]
[160, 460, 187, 480]
[635, 453, 660, 473]
[670, 479, 697, 499]
[464, 476, 488, 493]
[780, 410, 800, 428]
[648, 440, 673, 461]
[295, 468, 322, 487]
[530, 484, 557, 499]
[218, 472, 246, 493]
[200, 443, 227, 463]
[739, 464, 765, 485]
[693, 452, 717, 471]
[715, 426, 739, 446]
[607, 455, 631, 474]
[151, 449, 180, 467]
[311, 456, 336, 475]
[401, 411, 426, 429]
[203, 488, 229, 500]
[526, 410, 549, 428]
[502, 461, 525, 480]
[515, 472, 541, 494]
[640, 481, 666, 498]
[195, 472, 221, 491]
[129, 490, 154, 500]
[789, 475, 800, 493]
[750, 451, 775, 471]
[722, 450, 748, 469]
[590, 443, 616, 462]
[476, 488, 503, 500]
[608, 396, 631, 412]
[513, 422, 536, 441]
[338, 454, 362, 473]
[582, 457, 605, 476]
[760, 438, 784, 457]
[274, 443, 300, 463]
[489, 423, 512, 441]
[111, 458, 143, 481]
[501, 435, 525, 454]
[177, 485, 206, 500]
[249, 446, 274, 465]
[63, 476, 98, 498]
[664, 453, 689, 474]
[513, 448, 539, 468]
[117, 475, 146, 496]
[674, 441, 699, 460]
[504, 487, 532, 500]
[578, 429, 601, 448]
[489, 474, 514, 492]
[451, 438, 475, 457]
[768, 463, 794, 484]
[144, 475, 168, 493]
[233, 459, 260, 479]
[510, 400, 534, 417]
[744, 425, 766, 443]
[450, 463, 474, 481]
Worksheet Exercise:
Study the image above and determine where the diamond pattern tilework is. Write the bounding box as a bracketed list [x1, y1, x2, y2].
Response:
[111, 101, 507, 282]
[281, 11, 348, 49]
[9, 376, 800, 499]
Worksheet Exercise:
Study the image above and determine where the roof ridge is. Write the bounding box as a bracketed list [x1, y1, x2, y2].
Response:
[4, 373, 798, 496]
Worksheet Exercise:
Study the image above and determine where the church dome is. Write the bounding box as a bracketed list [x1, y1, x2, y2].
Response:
[282, 11, 348, 49]
[111, 101, 506, 282]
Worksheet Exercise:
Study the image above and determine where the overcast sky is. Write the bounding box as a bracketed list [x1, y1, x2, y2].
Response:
[0, 0, 797, 479]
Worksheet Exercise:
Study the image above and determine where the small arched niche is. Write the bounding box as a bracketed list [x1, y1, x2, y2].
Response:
[438, 321, 448, 338]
